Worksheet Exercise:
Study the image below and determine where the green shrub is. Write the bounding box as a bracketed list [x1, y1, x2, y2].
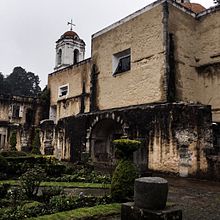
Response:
[0, 151, 27, 157]
[0, 155, 8, 179]
[6, 187, 26, 206]
[32, 128, 41, 154]
[49, 195, 112, 212]
[111, 139, 140, 202]
[0, 201, 49, 220]
[45, 164, 66, 177]
[113, 139, 141, 159]
[0, 184, 10, 199]
[111, 159, 138, 202]
[20, 167, 46, 199]
[42, 186, 64, 203]
[9, 131, 17, 151]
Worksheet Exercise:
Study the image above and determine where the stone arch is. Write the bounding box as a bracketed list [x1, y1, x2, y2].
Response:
[86, 113, 129, 164]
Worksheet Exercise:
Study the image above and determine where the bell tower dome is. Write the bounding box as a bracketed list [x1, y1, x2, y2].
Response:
[54, 22, 85, 71]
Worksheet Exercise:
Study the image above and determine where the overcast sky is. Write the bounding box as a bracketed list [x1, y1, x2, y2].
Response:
[0, 0, 215, 88]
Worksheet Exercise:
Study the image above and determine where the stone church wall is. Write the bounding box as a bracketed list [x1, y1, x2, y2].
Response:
[48, 58, 91, 121]
[55, 103, 215, 179]
[168, 5, 220, 122]
[92, 4, 166, 110]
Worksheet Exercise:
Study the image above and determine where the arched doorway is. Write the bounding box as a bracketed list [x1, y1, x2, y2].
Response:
[90, 119, 123, 164]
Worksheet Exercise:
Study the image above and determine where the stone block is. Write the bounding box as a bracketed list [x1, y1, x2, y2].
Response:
[121, 202, 182, 220]
[134, 177, 168, 210]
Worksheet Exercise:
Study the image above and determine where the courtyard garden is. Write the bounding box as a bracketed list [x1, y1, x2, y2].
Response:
[0, 139, 141, 219]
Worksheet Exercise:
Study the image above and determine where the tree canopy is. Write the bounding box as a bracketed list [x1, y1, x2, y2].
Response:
[214, 0, 220, 5]
[0, 67, 41, 97]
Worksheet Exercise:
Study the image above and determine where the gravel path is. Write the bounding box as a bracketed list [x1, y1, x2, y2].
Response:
[166, 176, 220, 220]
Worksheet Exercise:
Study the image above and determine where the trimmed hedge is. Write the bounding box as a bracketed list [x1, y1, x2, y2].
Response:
[111, 159, 138, 202]
[0, 151, 27, 158]
[113, 139, 141, 159]
[111, 139, 140, 202]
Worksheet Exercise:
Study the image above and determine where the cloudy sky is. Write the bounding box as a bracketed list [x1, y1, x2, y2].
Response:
[0, 0, 215, 88]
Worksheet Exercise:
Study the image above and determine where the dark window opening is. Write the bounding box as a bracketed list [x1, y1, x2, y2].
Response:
[74, 49, 79, 65]
[26, 109, 34, 127]
[12, 105, 20, 118]
[114, 55, 130, 75]
[59, 85, 68, 97]
[58, 49, 62, 65]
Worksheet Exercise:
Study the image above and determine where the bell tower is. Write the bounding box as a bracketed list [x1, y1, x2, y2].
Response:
[54, 20, 85, 71]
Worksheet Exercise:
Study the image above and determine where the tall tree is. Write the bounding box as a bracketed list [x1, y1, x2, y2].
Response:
[3, 67, 41, 97]
[214, 0, 220, 5]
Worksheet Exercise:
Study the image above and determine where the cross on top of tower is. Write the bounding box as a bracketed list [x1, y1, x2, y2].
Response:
[67, 19, 75, 31]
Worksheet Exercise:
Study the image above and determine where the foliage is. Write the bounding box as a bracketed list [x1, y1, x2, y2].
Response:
[9, 132, 17, 151]
[0, 156, 8, 179]
[45, 164, 66, 177]
[0, 155, 64, 179]
[41, 186, 64, 203]
[0, 196, 113, 220]
[111, 159, 138, 202]
[28, 203, 121, 220]
[48, 195, 112, 212]
[31, 128, 41, 154]
[46, 169, 111, 184]
[0, 180, 110, 189]
[113, 139, 141, 160]
[0, 151, 27, 157]
[111, 138, 140, 201]
[39, 86, 50, 120]
[0, 66, 41, 97]
[214, 0, 220, 5]
[19, 167, 46, 199]
[0, 184, 10, 199]
[0, 201, 48, 220]
[6, 187, 26, 207]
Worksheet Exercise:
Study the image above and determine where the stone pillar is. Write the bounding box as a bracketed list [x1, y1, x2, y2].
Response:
[134, 177, 168, 210]
[40, 119, 55, 155]
[121, 177, 182, 220]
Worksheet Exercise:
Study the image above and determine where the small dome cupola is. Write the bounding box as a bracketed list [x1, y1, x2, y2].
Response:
[54, 19, 86, 71]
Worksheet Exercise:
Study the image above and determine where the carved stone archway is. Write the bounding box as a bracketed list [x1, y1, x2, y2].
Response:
[86, 113, 128, 165]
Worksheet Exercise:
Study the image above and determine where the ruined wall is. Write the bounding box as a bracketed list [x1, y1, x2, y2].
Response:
[148, 104, 212, 177]
[0, 96, 39, 125]
[0, 95, 41, 151]
[92, 4, 166, 110]
[168, 5, 220, 122]
[56, 102, 214, 178]
[48, 59, 91, 121]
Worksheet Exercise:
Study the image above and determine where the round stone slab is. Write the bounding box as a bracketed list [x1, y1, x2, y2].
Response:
[134, 177, 168, 210]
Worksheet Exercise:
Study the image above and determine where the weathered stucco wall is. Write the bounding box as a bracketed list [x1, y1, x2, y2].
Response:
[195, 10, 220, 122]
[92, 5, 166, 110]
[148, 104, 212, 177]
[168, 4, 198, 102]
[55, 103, 213, 178]
[0, 96, 40, 125]
[48, 59, 91, 120]
[168, 5, 220, 122]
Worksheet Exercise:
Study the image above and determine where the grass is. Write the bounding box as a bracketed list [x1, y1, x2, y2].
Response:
[28, 203, 121, 220]
[0, 180, 110, 189]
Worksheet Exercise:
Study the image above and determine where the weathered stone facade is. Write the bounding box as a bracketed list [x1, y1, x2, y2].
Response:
[46, 0, 220, 180]
[0, 95, 42, 151]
